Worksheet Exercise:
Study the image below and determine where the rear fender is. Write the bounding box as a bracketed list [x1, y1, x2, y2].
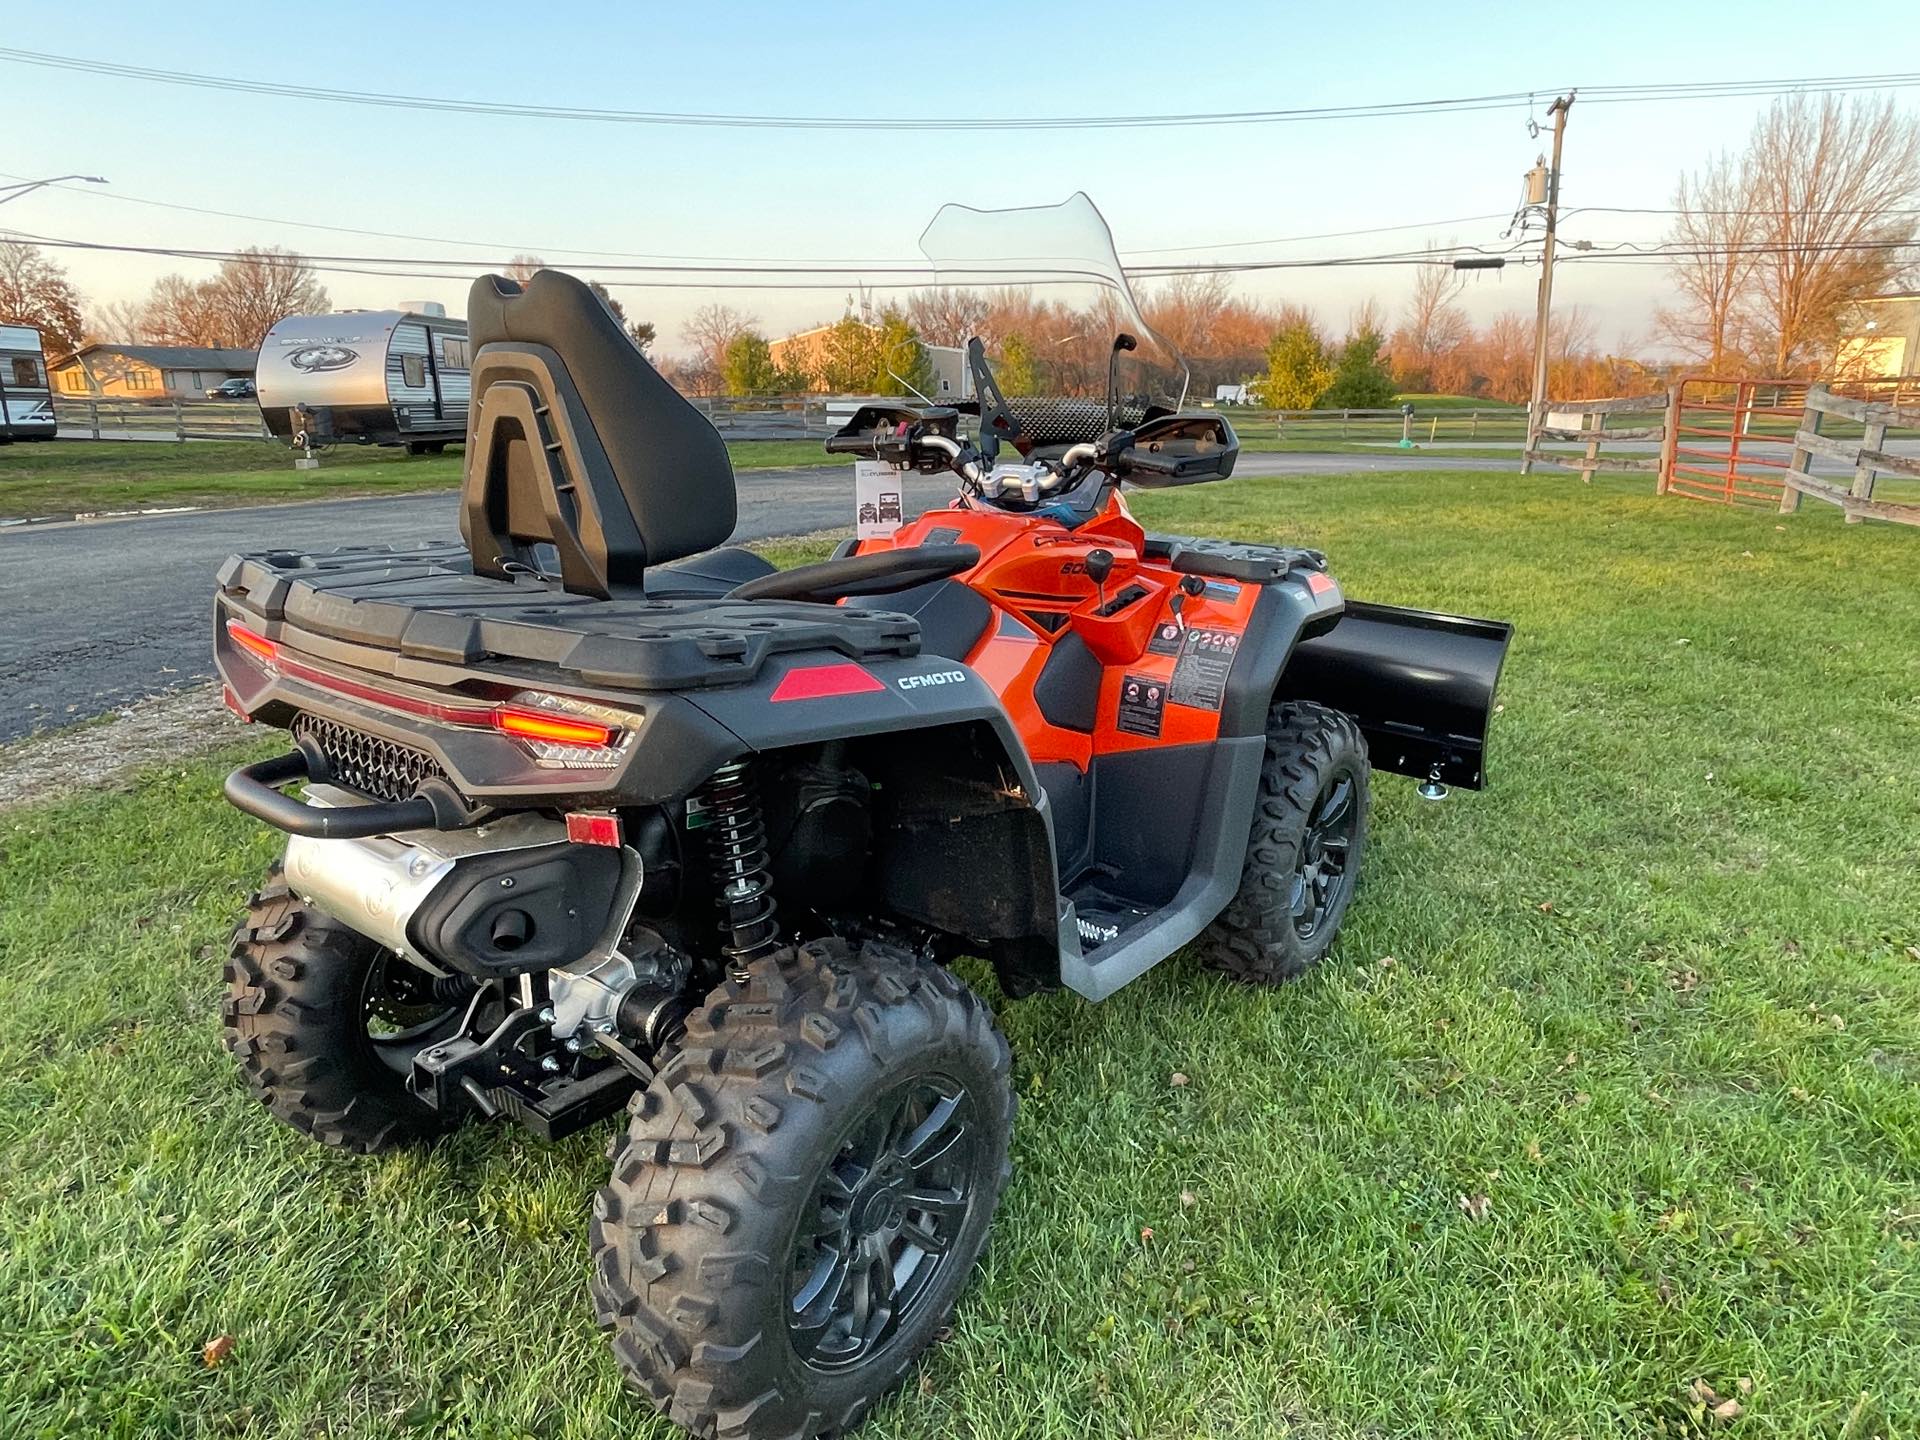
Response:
[687, 655, 1062, 947]
[1281, 600, 1513, 789]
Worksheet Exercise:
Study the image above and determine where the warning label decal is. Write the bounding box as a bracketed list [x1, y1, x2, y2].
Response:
[1168, 627, 1240, 712]
[1116, 672, 1167, 737]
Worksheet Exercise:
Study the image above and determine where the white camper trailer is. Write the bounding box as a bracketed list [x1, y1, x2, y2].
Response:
[0, 324, 56, 442]
[257, 309, 469, 453]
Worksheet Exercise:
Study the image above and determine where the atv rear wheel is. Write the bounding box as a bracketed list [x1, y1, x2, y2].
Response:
[1195, 700, 1369, 985]
[591, 938, 1014, 1439]
[222, 862, 466, 1153]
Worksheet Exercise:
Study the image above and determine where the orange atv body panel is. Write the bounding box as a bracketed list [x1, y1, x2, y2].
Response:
[852, 491, 1264, 772]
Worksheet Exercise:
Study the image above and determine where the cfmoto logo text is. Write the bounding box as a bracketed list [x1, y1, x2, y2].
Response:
[897, 670, 967, 690]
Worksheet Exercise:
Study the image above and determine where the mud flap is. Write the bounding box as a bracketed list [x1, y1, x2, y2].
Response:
[1282, 600, 1513, 790]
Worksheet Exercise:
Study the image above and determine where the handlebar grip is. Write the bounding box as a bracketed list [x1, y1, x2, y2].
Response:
[824, 433, 878, 455]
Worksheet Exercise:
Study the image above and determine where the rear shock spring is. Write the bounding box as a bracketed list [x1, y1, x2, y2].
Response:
[697, 761, 781, 983]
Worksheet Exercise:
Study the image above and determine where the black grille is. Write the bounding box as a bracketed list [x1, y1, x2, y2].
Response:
[293, 714, 446, 803]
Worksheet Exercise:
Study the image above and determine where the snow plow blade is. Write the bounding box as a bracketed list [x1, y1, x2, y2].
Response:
[1284, 600, 1513, 790]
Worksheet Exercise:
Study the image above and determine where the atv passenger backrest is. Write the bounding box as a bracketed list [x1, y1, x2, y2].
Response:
[461, 270, 737, 597]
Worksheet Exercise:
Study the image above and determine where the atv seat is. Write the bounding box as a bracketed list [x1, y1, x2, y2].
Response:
[462, 269, 738, 599]
[644, 546, 775, 598]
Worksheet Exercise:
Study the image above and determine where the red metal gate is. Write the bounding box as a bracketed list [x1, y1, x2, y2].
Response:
[1659, 377, 1803, 506]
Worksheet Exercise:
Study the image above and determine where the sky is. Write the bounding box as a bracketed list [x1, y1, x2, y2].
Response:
[4, 0, 1916, 361]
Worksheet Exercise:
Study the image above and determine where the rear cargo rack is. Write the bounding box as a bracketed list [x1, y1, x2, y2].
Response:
[216, 543, 922, 694]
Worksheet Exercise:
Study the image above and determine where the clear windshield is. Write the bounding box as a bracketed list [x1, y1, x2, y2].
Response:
[914, 193, 1189, 446]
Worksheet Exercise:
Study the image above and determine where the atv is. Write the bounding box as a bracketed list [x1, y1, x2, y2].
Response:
[213, 195, 1510, 1439]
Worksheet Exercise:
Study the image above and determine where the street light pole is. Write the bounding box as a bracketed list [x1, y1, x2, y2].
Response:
[0, 174, 108, 207]
[1520, 95, 1572, 477]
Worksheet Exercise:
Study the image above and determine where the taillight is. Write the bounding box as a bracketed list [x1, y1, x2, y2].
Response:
[227, 619, 278, 667]
[492, 706, 616, 747]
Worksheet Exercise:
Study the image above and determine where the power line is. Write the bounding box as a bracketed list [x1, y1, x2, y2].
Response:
[5, 47, 1919, 132]
[1123, 213, 1512, 255]
[0, 49, 1548, 130]
[1564, 237, 1918, 258]
[1567, 204, 1920, 218]
[0, 227, 1514, 289]
[4, 169, 1527, 271]
[0, 169, 917, 266]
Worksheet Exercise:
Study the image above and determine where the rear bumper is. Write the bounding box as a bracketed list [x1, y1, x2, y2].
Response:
[1283, 600, 1513, 790]
[226, 750, 455, 837]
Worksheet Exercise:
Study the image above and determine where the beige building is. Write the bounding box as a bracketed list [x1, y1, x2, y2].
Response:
[1834, 293, 1920, 380]
[767, 321, 970, 399]
[50, 344, 256, 399]
[768, 321, 876, 393]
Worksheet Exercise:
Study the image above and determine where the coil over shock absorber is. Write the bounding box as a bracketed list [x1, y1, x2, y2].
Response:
[697, 760, 781, 982]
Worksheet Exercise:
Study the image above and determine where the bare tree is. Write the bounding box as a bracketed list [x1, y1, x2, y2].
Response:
[1346, 296, 1387, 344]
[1471, 311, 1534, 403]
[1391, 262, 1470, 390]
[84, 297, 148, 345]
[0, 241, 85, 353]
[1141, 272, 1231, 357]
[906, 287, 990, 348]
[1743, 94, 1920, 375]
[138, 274, 228, 346]
[505, 253, 546, 285]
[680, 303, 758, 371]
[200, 248, 330, 349]
[1655, 152, 1761, 371]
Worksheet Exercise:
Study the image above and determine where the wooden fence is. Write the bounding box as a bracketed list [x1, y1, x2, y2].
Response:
[1266, 405, 1527, 443]
[54, 397, 271, 442]
[1522, 394, 1668, 482]
[1779, 386, 1920, 527]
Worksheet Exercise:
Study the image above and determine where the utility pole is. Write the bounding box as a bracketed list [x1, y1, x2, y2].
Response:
[1521, 94, 1572, 476]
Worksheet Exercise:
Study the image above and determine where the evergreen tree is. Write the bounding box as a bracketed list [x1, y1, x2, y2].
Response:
[721, 331, 781, 394]
[872, 308, 934, 396]
[1320, 327, 1398, 408]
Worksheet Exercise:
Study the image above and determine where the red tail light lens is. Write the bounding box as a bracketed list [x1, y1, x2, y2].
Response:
[226, 619, 278, 666]
[492, 706, 616, 747]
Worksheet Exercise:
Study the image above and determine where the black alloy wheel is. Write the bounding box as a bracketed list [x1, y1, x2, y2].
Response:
[786, 1075, 980, 1371]
[1293, 772, 1360, 941]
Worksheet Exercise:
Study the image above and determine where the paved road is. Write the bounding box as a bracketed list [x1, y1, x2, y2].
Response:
[0, 449, 1544, 742]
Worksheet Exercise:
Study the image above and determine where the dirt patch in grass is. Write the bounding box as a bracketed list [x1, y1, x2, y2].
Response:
[0, 684, 244, 809]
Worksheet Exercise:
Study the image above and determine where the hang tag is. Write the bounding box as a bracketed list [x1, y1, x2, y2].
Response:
[854, 460, 905, 540]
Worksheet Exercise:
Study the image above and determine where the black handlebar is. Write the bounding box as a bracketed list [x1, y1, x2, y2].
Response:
[225, 750, 443, 838]
[824, 433, 879, 455]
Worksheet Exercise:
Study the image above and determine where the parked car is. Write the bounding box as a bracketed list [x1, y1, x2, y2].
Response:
[207, 377, 256, 400]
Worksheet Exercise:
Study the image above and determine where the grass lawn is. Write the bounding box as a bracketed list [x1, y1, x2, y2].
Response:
[0, 439, 840, 520]
[4, 471, 1919, 1438]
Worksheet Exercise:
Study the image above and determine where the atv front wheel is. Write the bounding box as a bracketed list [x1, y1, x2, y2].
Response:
[1195, 700, 1369, 984]
[222, 862, 466, 1153]
[591, 939, 1014, 1439]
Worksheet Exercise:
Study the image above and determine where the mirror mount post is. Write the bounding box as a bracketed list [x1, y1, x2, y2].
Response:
[1105, 333, 1138, 432]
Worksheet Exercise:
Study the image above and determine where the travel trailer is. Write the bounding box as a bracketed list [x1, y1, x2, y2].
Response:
[257, 308, 469, 453]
